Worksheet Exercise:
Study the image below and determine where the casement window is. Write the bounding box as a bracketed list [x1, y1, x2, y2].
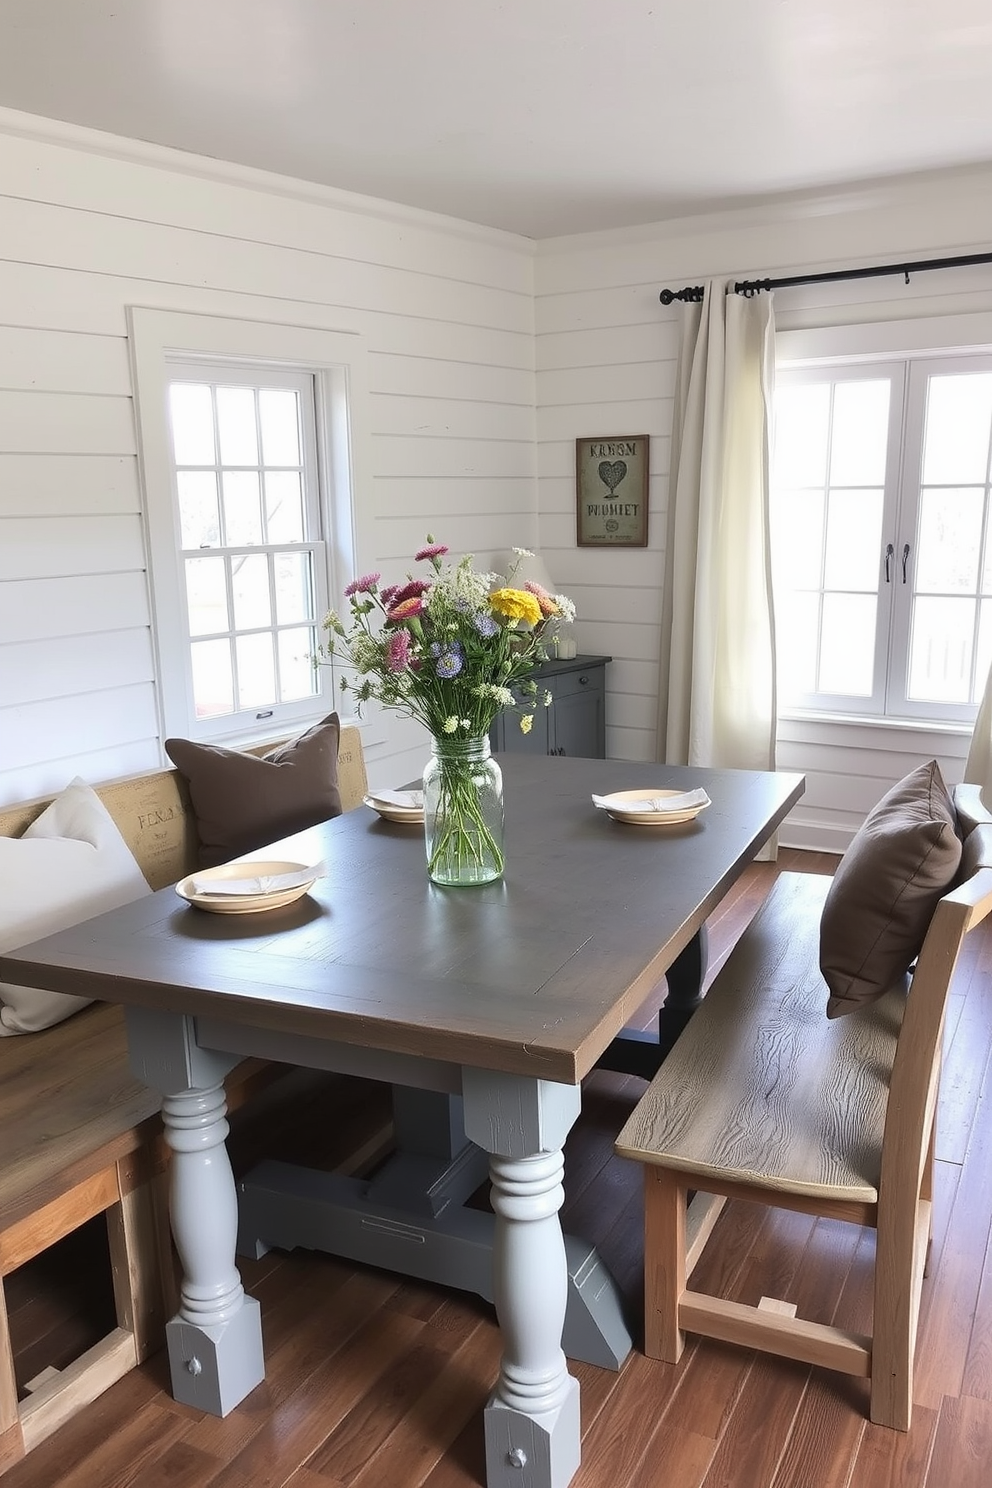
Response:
[771, 349, 992, 725]
[128, 310, 367, 744]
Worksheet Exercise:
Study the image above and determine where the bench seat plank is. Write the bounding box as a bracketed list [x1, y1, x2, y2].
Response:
[616, 872, 905, 1204]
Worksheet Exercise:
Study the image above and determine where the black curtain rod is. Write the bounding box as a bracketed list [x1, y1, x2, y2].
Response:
[658, 249, 992, 305]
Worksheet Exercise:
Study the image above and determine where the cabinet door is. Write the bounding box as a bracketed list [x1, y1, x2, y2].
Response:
[550, 681, 606, 755]
[490, 700, 551, 755]
[510, 701, 552, 755]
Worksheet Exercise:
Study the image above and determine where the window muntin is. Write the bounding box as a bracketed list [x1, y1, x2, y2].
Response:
[772, 352, 992, 724]
[165, 363, 328, 732]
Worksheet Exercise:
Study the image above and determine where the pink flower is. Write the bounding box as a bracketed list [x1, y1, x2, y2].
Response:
[386, 629, 412, 671]
[387, 595, 424, 621]
[524, 580, 560, 619]
[415, 543, 449, 562]
[344, 572, 380, 597]
[393, 579, 431, 602]
[379, 584, 399, 608]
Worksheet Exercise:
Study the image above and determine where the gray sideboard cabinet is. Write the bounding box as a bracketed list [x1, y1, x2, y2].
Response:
[489, 654, 611, 758]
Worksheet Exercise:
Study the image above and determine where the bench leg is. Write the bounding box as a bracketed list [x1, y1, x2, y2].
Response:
[0, 1281, 24, 1468]
[643, 1166, 687, 1363]
[870, 1195, 926, 1431]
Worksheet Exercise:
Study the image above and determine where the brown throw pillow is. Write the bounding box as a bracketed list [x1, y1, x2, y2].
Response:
[819, 760, 961, 1019]
[165, 713, 343, 869]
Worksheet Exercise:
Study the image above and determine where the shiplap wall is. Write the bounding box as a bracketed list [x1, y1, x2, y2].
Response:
[533, 168, 992, 849]
[0, 112, 538, 807]
[5, 108, 992, 848]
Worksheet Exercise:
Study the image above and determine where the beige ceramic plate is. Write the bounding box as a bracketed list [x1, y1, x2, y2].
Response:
[175, 860, 317, 914]
[363, 793, 425, 824]
[598, 788, 711, 826]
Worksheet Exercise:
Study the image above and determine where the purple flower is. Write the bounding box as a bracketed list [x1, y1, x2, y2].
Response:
[473, 610, 499, 638]
[344, 572, 380, 597]
[379, 584, 399, 608]
[435, 648, 463, 679]
[415, 543, 449, 562]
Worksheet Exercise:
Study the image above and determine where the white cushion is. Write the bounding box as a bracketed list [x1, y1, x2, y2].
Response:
[0, 778, 151, 1036]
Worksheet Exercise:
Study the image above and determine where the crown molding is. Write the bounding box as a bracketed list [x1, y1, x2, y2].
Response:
[0, 104, 535, 254]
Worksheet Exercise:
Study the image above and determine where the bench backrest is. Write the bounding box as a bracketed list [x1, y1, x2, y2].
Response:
[0, 724, 368, 891]
[882, 782, 992, 1206]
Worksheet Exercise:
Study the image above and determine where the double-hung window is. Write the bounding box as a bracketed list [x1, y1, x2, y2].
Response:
[128, 309, 367, 744]
[771, 350, 992, 725]
[166, 362, 325, 731]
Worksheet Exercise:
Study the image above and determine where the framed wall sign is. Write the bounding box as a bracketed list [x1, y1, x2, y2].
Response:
[575, 436, 649, 547]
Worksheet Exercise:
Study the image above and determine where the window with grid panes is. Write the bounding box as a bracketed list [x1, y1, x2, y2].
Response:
[166, 364, 326, 729]
[771, 351, 992, 725]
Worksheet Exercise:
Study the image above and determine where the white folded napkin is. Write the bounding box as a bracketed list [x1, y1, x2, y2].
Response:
[591, 788, 711, 814]
[369, 789, 424, 810]
[191, 864, 321, 897]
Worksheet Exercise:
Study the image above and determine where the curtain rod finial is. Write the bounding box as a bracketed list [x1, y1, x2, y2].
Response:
[659, 285, 705, 305]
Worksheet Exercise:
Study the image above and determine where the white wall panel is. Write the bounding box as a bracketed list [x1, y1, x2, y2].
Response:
[0, 390, 135, 454]
[0, 515, 145, 579]
[4, 196, 533, 333]
[0, 326, 132, 393]
[0, 629, 153, 708]
[0, 572, 150, 646]
[368, 392, 534, 442]
[0, 681, 159, 771]
[0, 454, 139, 515]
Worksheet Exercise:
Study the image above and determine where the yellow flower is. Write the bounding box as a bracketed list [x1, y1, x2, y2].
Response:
[490, 587, 542, 627]
[520, 713, 534, 735]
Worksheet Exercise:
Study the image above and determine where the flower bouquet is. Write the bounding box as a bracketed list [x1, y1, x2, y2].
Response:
[321, 539, 575, 884]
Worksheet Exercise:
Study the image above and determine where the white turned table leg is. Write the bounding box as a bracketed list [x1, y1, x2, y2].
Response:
[462, 1069, 582, 1488]
[125, 1007, 264, 1416]
[161, 1081, 264, 1414]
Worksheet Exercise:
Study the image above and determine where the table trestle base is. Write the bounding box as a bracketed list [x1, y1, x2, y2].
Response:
[236, 1158, 631, 1370]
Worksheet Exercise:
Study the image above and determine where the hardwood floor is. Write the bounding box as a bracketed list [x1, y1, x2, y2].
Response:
[4, 848, 992, 1488]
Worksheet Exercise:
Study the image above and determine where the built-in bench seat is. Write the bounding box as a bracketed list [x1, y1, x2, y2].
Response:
[617, 782, 992, 1431]
[0, 727, 369, 1473]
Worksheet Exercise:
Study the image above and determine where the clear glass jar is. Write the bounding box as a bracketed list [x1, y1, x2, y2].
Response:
[423, 734, 504, 886]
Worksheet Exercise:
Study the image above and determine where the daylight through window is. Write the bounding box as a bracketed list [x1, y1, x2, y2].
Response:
[771, 352, 992, 725]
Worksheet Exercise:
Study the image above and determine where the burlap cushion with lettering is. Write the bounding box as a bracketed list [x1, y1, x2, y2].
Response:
[819, 760, 961, 1019]
[165, 713, 342, 869]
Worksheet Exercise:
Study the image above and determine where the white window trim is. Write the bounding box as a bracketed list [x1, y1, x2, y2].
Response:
[127, 307, 379, 749]
[774, 311, 992, 731]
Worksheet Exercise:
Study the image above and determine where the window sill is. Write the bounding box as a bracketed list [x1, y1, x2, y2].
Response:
[778, 709, 974, 738]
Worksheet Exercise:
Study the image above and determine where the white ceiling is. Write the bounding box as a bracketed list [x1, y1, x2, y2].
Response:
[3, 0, 992, 238]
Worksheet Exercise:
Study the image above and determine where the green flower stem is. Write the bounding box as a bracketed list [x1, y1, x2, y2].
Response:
[426, 740, 504, 886]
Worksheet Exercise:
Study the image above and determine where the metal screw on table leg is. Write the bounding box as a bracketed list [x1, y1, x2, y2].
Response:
[507, 1447, 528, 1468]
[186, 1357, 202, 1376]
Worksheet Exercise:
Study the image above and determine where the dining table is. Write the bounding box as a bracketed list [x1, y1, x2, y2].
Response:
[0, 752, 803, 1488]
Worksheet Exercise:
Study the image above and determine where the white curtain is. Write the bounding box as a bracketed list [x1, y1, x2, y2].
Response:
[658, 281, 777, 770]
[965, 668, 992, 797]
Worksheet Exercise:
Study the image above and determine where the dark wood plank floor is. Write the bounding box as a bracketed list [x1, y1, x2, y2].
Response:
[5, 847, 992, 1487]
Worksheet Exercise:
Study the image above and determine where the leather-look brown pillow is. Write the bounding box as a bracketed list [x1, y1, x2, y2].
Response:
[819, 760, 961, 1019]
[165, 713, 343, 869]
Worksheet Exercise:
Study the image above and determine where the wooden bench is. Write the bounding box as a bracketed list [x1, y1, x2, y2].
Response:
[616, 782, 992, 1432]
[0, 727, 368, 1473]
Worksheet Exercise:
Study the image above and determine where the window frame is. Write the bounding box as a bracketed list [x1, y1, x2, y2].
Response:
[127, 308, 372, 748]
[774, 314, 992, 730]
